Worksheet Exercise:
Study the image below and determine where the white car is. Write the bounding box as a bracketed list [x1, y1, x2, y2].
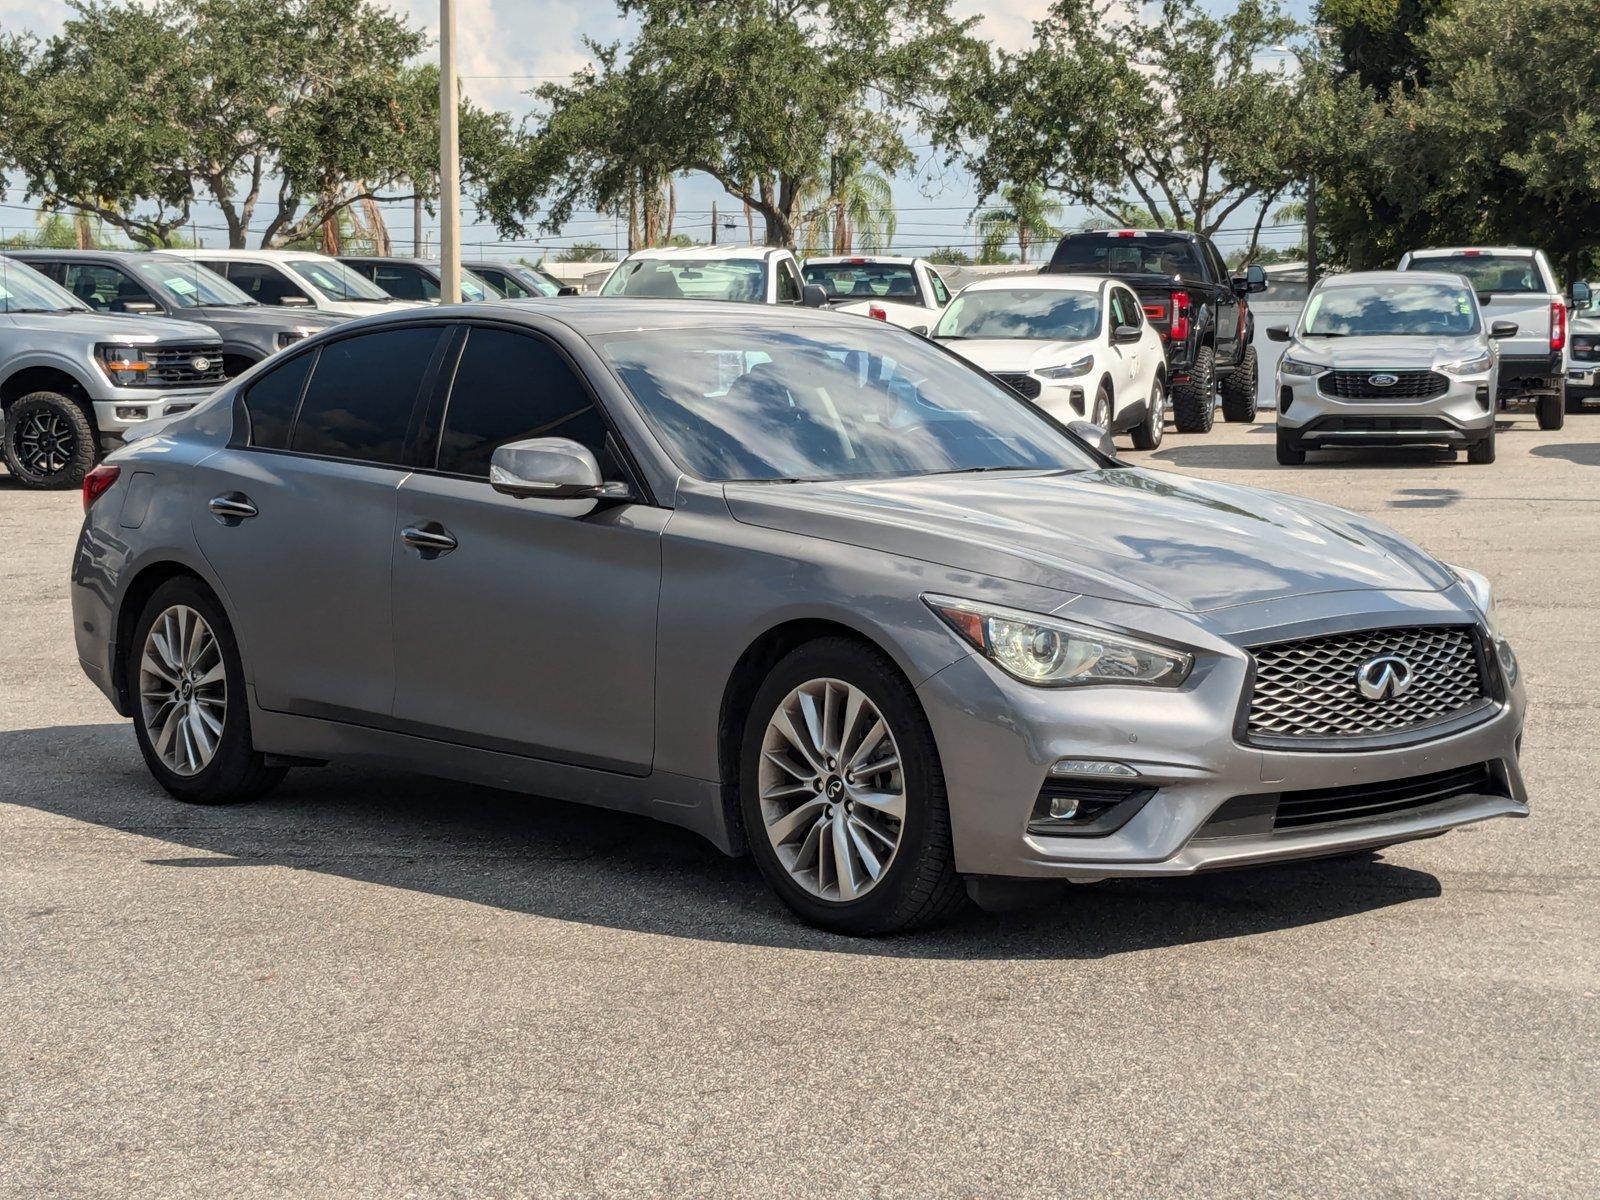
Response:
[598, 244, 825, 307]
[933, 274, 1168, 449]
[800, 255, 952, 332]
[155, 249, 428, 319]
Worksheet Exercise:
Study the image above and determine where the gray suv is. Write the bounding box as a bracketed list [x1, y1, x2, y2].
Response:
[71, 301, 1527, 934]
[9, 249, 342, 378]
[1, 257, 222, 488]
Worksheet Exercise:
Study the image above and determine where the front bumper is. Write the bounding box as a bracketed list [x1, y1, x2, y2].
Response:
[1275, 369, 1494, 448]
[917, 589, 1527, 881]
[92, 390, 216, 446]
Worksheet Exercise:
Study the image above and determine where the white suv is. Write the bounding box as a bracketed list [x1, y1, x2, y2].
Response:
[598, 245, 826, 307]
[156, 249, 427, 319]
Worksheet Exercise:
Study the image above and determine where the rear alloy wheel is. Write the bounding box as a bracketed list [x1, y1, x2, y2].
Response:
[1129, 376, 1166, 450]
[1220, 345, 1259, 424]
[1536, 386, 1565, 431]
[1171, 345, 1216, 433]
[741, 638, 964, 935]
[2, 391, 97, 489]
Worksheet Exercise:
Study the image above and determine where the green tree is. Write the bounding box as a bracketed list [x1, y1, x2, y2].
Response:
[484, 0, 979, 248]
[798, 155, 897, 254]
[926, 246, 972, 265]
[555, 242, 611, 263]
[976, 183, 1063, 264]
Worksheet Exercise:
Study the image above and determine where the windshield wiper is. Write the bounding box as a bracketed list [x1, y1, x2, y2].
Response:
[929, 464, 1043, 476]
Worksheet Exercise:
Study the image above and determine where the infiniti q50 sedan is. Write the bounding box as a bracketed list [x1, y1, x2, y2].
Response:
[70, 301, 1529, 934]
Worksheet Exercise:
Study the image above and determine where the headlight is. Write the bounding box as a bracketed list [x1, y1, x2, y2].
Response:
[275, 330, 309, 350]
[924, 595, 1193, 688]
[1036, 356, 1094, 381]
[1279, 356, 1324, 377]
[1447, 563, 1518, 684]
[1439, 352, 1492, 376]
[96, 343, 154, 387]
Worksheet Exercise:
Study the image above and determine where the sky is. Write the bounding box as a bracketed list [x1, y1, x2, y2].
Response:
[0, 0, 1313, 261]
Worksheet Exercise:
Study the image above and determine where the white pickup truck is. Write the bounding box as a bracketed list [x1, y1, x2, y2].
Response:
[1398, 246, 1583, 429]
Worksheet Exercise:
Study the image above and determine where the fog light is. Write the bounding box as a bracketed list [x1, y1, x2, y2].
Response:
[1048, 794, 1081, 820]
[1050, 759, 1139, 779]
[115, 406, 149, 420]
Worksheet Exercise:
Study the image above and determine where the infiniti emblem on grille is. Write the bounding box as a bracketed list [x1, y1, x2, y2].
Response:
[1367, 373, 1399, 387]
[1356, 655, 1413, 701]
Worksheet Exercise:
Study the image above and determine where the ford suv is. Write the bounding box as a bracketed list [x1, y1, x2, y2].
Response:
[1, 257, 223, 488]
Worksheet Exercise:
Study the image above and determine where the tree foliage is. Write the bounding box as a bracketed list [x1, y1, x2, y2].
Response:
[0, 0, 513, 247]
[483, 0, 980, 247]
[976, 184, 1064, 264]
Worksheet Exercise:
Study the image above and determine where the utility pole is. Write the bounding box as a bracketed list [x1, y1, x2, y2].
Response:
[438, 0, 461, 302]
[711, 201, 717, 246]
[414, 190, 423, 258]
[1304, 176, 1318, 288]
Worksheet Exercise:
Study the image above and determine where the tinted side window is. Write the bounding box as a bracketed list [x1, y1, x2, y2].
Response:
[62, 264, 157, 312]
[290, 327, 444, 464]
[929, 271, 951, 305]
[776, 260, 802, 303]
[244, 351, 314, 449]
[224, 262, 311, 306]
[1116, 288, 1141, 327]
[436, 327, 611, 477]
[374, 265, 437, 301]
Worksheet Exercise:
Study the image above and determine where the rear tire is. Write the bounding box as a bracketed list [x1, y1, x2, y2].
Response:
[1219, 346, 1259, 424]
[1129, 377, 1166, 451]
[3, 390, 98, 489]
[1275, 425, 1306, 465]
[1536, 388, 1565, 431]
[739, 637, 966, 936]
[129, 577, 287, 805]
[1171, 345, 1216, 433]
[1468, 425, 1497, 464]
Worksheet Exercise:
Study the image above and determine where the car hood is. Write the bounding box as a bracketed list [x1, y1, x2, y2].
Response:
[725, 467, 1453, 612]
[1293, 334, 1484, 370]
[185, 305, 345, 331]
[2, 310, 220, 342]
[937, 338, 1096, 373]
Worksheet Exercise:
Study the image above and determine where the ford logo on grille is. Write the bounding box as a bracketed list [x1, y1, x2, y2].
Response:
[191, 356, 213, 373]
[1356, 655, 1413, 701]
[1367, 373, 1399, 387]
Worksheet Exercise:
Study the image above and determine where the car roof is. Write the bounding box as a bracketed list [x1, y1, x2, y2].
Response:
[358, 297, 882, 337]
[1319, 269, 1468, 287]
[6, 248, 158, 261]
[958, 273, 1104, 294]
[1406, 246, 1536, 258]
[155, 248, 334, 262]
[804, 255, 921, 267]
[619, 244, 775, 263]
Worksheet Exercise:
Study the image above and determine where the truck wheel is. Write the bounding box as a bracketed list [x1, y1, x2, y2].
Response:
[1171, 346, 1216, 433]
[2, 390, 99, 489]
[1220, 346, 1258, 423]
[1275, 425, 1305, 465]
[1536, 388, 1565, 431]
[1468, 425, 1497, 464]
[1129, 377, 1165, 450]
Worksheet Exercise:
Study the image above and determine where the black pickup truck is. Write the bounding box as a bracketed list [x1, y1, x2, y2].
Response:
[1042, 230, 1267, 432]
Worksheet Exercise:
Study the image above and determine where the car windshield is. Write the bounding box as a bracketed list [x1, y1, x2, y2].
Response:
[934, 289, 1101, 340]
[133, 259, 253, 307]
[1410, 254, 1540, 294]
[288, 258, 393, 302]
[802, 262, 919, 303]
[599, 322, 1100, 483]
[1049, 235, 1202, 278]
[0, 258, 85, 312]
[600, 258, 766, 302]
[1302, 282, 1481, 337]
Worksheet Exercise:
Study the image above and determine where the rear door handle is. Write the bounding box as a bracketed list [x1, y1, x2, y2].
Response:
[208, 492, 258, 522]
[401, 522, 457, 558]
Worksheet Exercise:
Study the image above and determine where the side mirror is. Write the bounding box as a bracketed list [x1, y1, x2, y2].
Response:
[908, 324, 929, 337]
[1266, 324, 1291, 343]
[1066, 418, 1116, 459]
[801, 283, 829, 308]
[1476, 291, 1493, 306]
[489, 437, 633, 503]
[558, 285, 580, 297]
[1570, 280, 1591, 306]
[1489, 320, 1519, 339]
[120, 300, 162, 314]
[1245, 264, 1267, 292]
[278, 295, 314, 307]
[1111, 323, 1141, 345]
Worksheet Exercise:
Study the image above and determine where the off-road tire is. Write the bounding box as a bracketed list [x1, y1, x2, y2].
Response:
[1171, 345, 1216, 433]
[2, 390, 98, 489]
[1220, 346, 1259, 424]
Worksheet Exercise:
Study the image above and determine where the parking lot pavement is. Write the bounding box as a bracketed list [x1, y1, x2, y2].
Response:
[2, 414, 1597, 1199]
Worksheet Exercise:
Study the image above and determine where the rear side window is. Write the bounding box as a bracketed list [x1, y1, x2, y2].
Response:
[436, 327, 611, 477]
[374, 265, 437, 301]
[290, 326, 444, 464]
[776, 260, 802, 303]
[243, 351, 313, 449]
[929, 271, 952, 305]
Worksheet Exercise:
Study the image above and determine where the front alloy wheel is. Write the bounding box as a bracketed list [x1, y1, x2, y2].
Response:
[138, 605, 227, 776]
[758, 677, 906, 901]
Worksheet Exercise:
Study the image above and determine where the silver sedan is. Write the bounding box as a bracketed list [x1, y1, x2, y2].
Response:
[70, 301, 1528, 934]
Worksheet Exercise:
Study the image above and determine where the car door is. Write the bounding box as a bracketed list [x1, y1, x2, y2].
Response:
[372, 263, 436, 301]
[390, 322, 666, 774]
[1206, 242, 1242, 363]
[1105, 288, 1144, 415]
[189, 323, 451, 721]
[1116, 285, 1159, 405]
[774, 257, 804, 306]
[59, 262, 164, 315]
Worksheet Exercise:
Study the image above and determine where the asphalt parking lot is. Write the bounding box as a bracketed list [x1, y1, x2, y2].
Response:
[2, 414, 1596, 1198]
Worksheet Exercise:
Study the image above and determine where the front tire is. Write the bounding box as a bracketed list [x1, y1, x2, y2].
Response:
[1468, 425, 1497, 464]
[1171, 345, 1216, 433]
[1128, 376, 1166, 450]
[1220, 346, 1259, 423]
[739, 638, 965, 935]
[3, 391, 98, 489]
[1536, 387, 1565, 431]
[1090, 382, 1113, 431]
[129, 577, 286, 804]
[1275, 425, 1306, 465]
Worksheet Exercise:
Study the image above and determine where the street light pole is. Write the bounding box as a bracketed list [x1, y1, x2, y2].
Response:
[438, 0, 461, 303]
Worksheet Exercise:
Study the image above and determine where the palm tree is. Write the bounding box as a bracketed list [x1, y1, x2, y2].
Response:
[976, 184, 1065, 264]
[799, 156, 896, 255]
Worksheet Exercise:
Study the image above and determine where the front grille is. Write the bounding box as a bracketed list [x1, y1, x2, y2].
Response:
[1319, 370, 1447, 400]
[994, 372, 1042, 400]
[1247, 625, 1487, 742]
[146, 346, 226, 388]
[1273, 762, 1499, 829]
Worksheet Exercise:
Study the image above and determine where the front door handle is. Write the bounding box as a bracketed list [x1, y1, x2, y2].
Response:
[208, 492, 258, 523]
[401, 521, 457, 558]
